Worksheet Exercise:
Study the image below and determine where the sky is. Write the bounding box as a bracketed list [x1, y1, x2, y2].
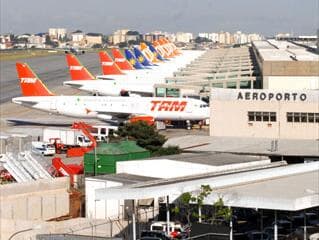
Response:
[1, 0, 318, 36]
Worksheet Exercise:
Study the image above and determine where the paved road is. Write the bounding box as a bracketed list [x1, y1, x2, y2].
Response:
[0, 52, 101, 103]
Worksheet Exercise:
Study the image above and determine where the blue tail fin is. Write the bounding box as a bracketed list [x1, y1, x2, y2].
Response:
[124, 49, 145, 70]
[147, 43, 166, 61]
[133, 47, 154, 67]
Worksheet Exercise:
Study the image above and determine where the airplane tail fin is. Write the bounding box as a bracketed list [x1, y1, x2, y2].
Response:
[16, 62, 54, 96]
[153, 40, 169, 58]
[147, 43, 166, 61]
[140, 42, 157, 62]
[65, 54, 95, 80]
[124, 49, 145, 69]
[159, 38, 175, 57]
[99, 51, 124, 75]
[111, 49, 134, 70]
[133, 47, 153, 66]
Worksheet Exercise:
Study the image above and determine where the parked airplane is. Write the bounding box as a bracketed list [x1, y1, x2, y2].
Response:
[64, 44, 204, 93]
[64, 53, 161, 96]
[13, 63, 210, 123]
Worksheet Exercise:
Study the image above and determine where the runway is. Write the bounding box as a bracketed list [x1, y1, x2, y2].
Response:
[0, 52, 100, 103]
[0, 52, 106, 132]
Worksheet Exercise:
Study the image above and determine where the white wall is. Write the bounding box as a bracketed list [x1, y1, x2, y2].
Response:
[265, 76, 319, 90]
[116, 159, 271, 179]
[86, 178, 123, 219]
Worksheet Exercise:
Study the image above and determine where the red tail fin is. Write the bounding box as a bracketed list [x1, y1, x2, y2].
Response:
[111, 49, 134, 70]
[16, 62, 54, 96]
[65, 54, 95, 80]
[99, 51, 124, 75]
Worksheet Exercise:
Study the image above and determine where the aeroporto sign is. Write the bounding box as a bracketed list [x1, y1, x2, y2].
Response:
[237, 91, 307, 101]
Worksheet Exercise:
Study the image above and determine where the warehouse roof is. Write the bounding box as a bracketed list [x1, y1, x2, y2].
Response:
[253, 40, 319, 61]
[164, 135, 319, 157]
[95, 162, 319, 211]
[87, 173, 158, 185]
[151, 152, 269, 166]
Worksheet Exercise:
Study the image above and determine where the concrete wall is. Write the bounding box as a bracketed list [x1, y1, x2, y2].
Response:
[263, 76, 319, 90]
[1, 217, 125, 240]
[262, 61, 319, 77]
[0, 177, 70, 221]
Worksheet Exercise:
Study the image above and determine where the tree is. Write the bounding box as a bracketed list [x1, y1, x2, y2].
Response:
[194, 36, 212, 44]
[173, 185, 212, 226]
[92, 44, 102, 48]
[45, 35, 52, 45]
[116, 121, 166, 152]
[212, 197, 232, 224]
[118, 42, 127, 48]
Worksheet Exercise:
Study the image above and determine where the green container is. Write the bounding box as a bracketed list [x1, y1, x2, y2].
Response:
[84, 140, 150, 175]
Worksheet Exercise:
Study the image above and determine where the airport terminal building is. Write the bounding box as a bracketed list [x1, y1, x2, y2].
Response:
[209, 88, 319, 140]
[252, 40, 319, 90]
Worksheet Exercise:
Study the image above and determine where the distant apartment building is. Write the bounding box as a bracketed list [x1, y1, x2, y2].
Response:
[198, 32, 210, 39]
[143, 31, 165, 42]
[175, 32, 193, 43]
[218, 31, 226, 44]
[85, 33, 103, 47]
[125, 31, 141, 43]
[28, 34, 46, 48]
[275, 33, 291, 39]
[71, 30, 85, 46]
[234, 31, 248, 44]
[48, 28, 67, 40]
[111, 29, 129, 45]
[200, 31, 262, 45]
[0, 34, 12, 49]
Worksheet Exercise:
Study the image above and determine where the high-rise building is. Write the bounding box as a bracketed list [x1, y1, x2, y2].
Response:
[48, 28, 67, 40]
[111, 29, 129, 45]
[175, 32, 193, 43]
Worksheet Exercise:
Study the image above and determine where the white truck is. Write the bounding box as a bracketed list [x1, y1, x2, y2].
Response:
[43, 128, 92, 148]
[31, 141, 56, 156]
[90, 125, 118, 142]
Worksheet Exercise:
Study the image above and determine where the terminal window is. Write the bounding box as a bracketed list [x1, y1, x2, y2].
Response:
[287, 112, 319, 123]
[248, 111, 276, 122]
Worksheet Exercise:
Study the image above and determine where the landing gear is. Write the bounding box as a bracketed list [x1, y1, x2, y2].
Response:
[186, 120, 192, 130]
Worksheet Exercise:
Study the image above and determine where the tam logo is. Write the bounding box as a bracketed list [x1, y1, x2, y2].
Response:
[101, 61, 113, 66]
[21, 78, 37, 83]
[115, 58, 125, 62]
[69, 66, 83, 71]
[150, 100, 187, 112]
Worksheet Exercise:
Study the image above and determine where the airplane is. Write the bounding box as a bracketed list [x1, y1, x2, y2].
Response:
[63, 53, 162, 96]
[65, 44, 203, 86]
[64, 53, 154, 96]
[13, 62, 210, 124]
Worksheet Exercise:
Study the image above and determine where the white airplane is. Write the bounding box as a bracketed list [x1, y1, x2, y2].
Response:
[63, 53, 155, 96]
[13, 62, 210, 123]
[63, 47, 203, 96]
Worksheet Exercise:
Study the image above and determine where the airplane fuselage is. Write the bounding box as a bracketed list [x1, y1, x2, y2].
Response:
[12, 96, 210, 121]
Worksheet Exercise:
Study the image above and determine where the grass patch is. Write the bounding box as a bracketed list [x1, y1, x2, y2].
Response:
[0, 49, 64, 61]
